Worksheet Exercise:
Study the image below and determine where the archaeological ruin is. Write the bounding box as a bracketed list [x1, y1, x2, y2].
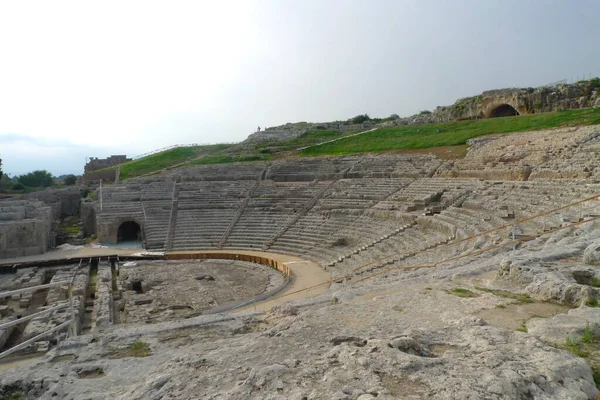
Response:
[1, 120, 600, 398]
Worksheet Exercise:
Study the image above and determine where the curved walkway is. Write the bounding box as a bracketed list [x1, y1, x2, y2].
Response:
[168, 250, 331, 312]
[1, 247, 331, 312]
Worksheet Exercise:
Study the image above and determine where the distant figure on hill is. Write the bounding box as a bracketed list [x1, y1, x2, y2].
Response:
[257, 126, 261, 132]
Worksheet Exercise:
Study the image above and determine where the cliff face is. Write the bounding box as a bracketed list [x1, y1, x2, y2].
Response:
[423, 78, 600, 123]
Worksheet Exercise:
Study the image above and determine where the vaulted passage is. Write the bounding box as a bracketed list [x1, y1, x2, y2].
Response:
[489, 104, 519, 118]
[117, 221, 141, 243]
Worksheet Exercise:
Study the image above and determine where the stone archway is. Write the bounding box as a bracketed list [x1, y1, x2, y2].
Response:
[488, 104, 520, 118]
[117, 221, 142, 244]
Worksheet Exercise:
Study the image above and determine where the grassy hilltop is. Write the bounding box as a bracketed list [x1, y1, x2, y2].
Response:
[100, 107, 600, 180]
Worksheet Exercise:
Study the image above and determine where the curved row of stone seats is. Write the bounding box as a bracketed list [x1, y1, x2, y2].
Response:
[222, 181, 327, 248]
[173, 208, 239, 249]
[269, 210, 413, 265]
[143, 202, 172, 249]
[435, 126, 599, 180]
[170, 179, 258, 250]
[178, 181, 254, 202]
[265, 157, 357, 182]
[322, 178, 411, 202]
[345, 155, 441, 179]
[97, 202, 144, 215]
[329, 225, 450, 278]
[177, 163, 268, 182]
[225, 210, 295, 248]
[458, 180, 600, 235]
[378, 178, 482, 212]
[420, 206, 506, 240]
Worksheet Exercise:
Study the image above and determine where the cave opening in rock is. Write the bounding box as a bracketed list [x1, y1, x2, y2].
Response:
[131, 280, 143, 294]
[489, 104, 520, 118]
[117, 221, 141, 244]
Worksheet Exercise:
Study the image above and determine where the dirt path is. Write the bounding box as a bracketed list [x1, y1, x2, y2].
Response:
[169, 250, 331, 312]
[296, 128, 378, 151]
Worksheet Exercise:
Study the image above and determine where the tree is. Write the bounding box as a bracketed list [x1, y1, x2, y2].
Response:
[0, 156, 3, 179]
[64, 174, 77, 185]
[17, 170, 54, 188]
[0, 173, 12, 190]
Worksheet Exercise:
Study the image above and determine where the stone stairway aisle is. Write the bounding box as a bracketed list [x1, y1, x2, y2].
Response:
[326, 221, 417, 268]
[217, 170, 266, 248]
[354, 235, 453, 276]
[165, 177, 181, 251]
[263, 179, 340, 250]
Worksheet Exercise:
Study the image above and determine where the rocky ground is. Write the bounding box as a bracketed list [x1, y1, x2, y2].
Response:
[118, 259, 282, 323]
[1, 222, 600, 399]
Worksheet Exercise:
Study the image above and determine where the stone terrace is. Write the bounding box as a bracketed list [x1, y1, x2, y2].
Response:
[92, 130, 600, 274]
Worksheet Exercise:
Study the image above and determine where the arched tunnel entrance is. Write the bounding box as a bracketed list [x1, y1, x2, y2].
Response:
[117, 221, 142, 244]
[489, 104, 520, 118]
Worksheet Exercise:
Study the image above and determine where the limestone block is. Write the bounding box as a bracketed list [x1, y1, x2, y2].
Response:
[583, 241, 600, 265]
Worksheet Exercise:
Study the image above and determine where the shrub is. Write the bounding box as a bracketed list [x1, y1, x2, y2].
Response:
[11, 182, 25, 191]
[64, 174, 77, 185]
[350, 114, 370, 124]
[445, 288, 478, 298]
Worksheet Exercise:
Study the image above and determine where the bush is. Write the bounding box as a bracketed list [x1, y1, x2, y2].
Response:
[80, 187, 90, 198]
[350, 114, 370, 124]
[12, 182, 25, 191]
[64, 174, 77, 185]
[419, 110, 432, 115]
[16, 170, 54, 188]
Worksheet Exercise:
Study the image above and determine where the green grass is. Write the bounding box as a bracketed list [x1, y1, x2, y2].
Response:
[99, 144, 234, 180]
[445, 288, 479, 298]
[474, 287, 534, 304]
[0, 391, 24, 400]
[592, 364, 600, 388]
[391, 306, 404, 312]
[300, 107, 600, 156]
[582, 322, 594, 344]
[254, 130, 351, 153]
[186, 154, 272, 166]
[516, 321, 528, 333]
[587, 297, 600, 307]
[565, 337, 589, 357]
[60, 224, 79, 235]
[590, 277, 600, 288]
[129, 341, 151, 357]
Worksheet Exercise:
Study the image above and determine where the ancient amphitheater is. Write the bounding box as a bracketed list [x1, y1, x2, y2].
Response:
[1, 124, 600, 399]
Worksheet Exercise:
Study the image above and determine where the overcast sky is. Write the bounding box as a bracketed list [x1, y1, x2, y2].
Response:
[1, 0, 599, 176]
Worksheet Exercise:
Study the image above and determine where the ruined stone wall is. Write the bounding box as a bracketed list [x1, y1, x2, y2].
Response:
[82, 169, 118, 184]
[22, 187, 82, 219]
[81, 200, 97, 236]
[85, 155, 131, 173]
[0, 220, 49, 258]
